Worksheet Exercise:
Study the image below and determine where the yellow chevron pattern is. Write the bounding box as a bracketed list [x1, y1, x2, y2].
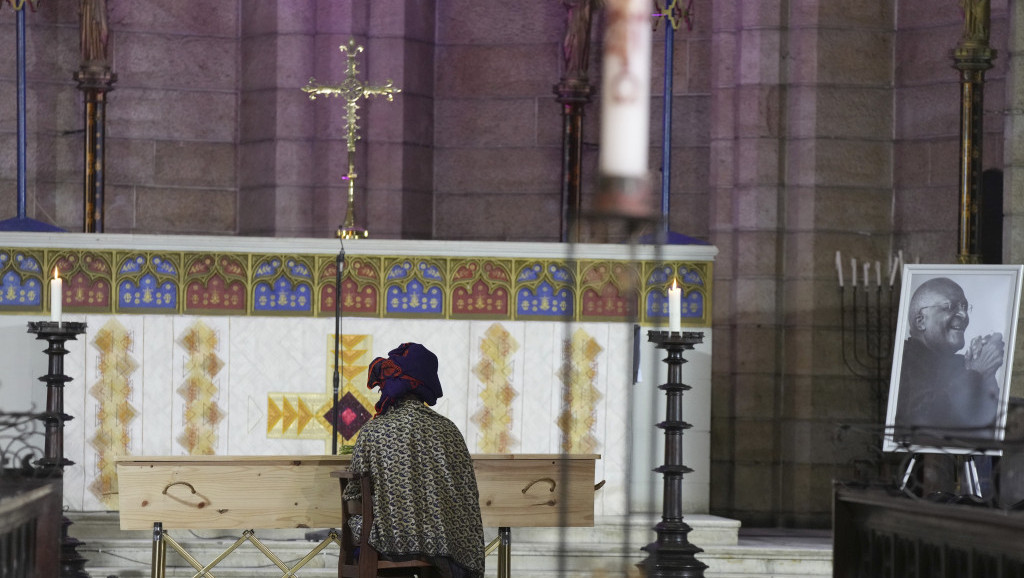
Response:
[471, 323, 519, 452]
[87, 318, 138, 509]
[176, 320, 224, 454]
[266, 334, 372, 451]
[557, 327, 603, 454]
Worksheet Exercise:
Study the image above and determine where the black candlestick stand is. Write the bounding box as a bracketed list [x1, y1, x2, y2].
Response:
[642, 330, 707, 577]
[28, 320, 88, 578]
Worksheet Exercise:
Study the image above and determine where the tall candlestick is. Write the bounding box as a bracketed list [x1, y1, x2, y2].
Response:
[50, 267, 62, 323]
[851, 258, 857, 287]
[668, 279, 681, 333]
[598, 0, 653, 178]
[836, 251, 844, 287]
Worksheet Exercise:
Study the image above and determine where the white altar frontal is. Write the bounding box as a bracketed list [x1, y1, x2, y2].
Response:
[0, 232, 716, 522]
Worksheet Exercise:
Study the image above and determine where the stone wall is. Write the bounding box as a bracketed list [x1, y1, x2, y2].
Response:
[893, 1, 1009, 262]
[1, 0, 1022, 529]
[709, 0, 897, 527]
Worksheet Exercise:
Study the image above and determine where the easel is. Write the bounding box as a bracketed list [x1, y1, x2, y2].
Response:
[898, 452, 991, 502]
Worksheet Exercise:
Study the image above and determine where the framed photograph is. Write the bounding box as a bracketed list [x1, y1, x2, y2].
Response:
[883, 264, 1024, 454]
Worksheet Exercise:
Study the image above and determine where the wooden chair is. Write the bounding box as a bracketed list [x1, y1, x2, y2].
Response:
[333, 470, 437, 578]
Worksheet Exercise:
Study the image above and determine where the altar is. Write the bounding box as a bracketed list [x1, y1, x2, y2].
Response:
[0, 232, 716, 525]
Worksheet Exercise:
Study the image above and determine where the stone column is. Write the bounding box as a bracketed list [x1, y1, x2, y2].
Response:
[364, 0, 436, 239]
[1003, 2, 1024, 397]
[709, 0, 894, 526]
[238, 0, 324, 237]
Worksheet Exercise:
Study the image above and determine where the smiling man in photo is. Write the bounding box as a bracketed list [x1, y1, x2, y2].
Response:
[894, 276, 1005, 442]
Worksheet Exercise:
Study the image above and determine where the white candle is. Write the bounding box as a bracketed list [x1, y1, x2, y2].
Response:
[668, 279, 681, 333]
[835, 251, 843, 287]
[851, 258, 857, 287]
[863, 262, 869, 288]
[888, 256, 898, 286]
[875, 261, 881, 287]
[50, 267, 62, 323]
[598, 0, 653, 178]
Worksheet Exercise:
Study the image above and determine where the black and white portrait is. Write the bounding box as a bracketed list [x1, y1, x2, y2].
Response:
[884, 265, 1024, 454]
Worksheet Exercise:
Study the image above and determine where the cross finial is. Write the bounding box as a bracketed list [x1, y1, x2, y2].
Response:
[302, 39, 401, 238]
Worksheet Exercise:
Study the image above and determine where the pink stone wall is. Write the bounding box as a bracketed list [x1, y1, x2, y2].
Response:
[0, 0, 1018, 529]
[894, 0, 1009, 262]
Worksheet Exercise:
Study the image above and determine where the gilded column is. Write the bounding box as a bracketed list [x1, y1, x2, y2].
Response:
[74, 0, 117, 233]
[953, 0, 995, 263]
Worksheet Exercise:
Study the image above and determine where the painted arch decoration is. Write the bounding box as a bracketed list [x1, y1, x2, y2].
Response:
[0, 246, 712, 327]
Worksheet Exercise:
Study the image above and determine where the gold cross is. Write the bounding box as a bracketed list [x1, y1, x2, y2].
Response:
[303, 39, 401, 238]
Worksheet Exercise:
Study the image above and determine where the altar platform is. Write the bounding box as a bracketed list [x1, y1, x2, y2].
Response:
[0, 233, 740, 575]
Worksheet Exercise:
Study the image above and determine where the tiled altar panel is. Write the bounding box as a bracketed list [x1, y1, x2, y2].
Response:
[140, 316, 175, 457]
[631, 330, 713, 513]
[226, 316, 331, 456]
[597, 323, 634, 516]
[0, 313, 712, 517]
[59, 316, 88, 511]
[519, 322, 562, 454]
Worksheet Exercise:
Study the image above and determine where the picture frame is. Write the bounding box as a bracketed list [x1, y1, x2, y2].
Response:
[883, 264, 1024, 454]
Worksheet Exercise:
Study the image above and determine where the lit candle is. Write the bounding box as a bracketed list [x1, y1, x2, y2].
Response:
[835, 251, 843, 287]
[598, 0, 653, 178]
[50, 267, 62, 323]
[668, 279, 681, 333]
[851, 258, 857, 287]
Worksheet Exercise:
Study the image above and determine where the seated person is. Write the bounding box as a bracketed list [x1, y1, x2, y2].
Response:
[344, 342, 485, 578]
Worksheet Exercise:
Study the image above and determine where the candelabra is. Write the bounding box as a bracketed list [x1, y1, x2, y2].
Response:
[642, 330, 706, 578]
[27, 320, 88, 578]
[840, 284, 899, 426]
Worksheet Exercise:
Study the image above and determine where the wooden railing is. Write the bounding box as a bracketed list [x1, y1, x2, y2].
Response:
[833, 485, 1024, 578]
[0, 478, 61, 578]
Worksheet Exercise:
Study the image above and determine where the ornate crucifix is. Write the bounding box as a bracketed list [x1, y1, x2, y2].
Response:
[303, 39, 400, 239]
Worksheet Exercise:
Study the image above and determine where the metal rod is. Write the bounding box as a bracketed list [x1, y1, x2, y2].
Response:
[16, 8, 26, 219]
[660, 21, 674, 233]
[332, 238, 345, 454]
[498, 527, 511, 578]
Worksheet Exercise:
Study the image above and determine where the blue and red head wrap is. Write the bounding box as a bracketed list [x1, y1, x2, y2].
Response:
[367, 342, 443, 415]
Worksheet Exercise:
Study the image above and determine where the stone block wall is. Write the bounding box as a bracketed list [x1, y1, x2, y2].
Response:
[709, 0, 897, 527]
[893, 1, 1009, 263]
[3, 0, 1024, 530]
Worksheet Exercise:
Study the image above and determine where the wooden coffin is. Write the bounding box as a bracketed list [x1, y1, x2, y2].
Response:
[116, 454, 598, 530]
